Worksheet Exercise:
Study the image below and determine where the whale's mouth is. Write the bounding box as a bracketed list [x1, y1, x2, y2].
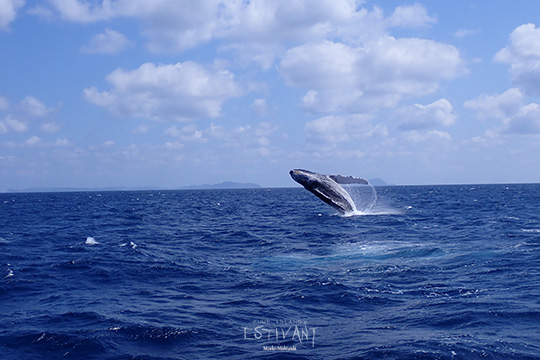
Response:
[289, 169, 307, 183]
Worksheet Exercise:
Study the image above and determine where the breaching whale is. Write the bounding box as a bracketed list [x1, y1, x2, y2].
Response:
[289, 169, 369, 213]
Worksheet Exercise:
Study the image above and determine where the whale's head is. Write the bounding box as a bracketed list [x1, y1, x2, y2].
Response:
[289, 169, 318, 186]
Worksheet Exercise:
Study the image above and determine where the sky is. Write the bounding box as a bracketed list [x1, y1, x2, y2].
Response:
[1, 1, 540, 190]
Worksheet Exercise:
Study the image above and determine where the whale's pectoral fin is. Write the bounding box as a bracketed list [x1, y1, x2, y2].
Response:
[310, 188, 336, 206]
[329, 174, 369, 185]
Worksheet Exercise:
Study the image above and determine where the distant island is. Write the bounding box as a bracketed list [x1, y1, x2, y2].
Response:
[5, 182, 262, 193]
[179, 181, 261, 190]
[5, 179, 393, 193]
[368, 178, 395, 186]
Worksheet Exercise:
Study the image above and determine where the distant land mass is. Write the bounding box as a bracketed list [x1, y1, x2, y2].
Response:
[368, 178, 395, 186]
[5, 182, 261, 193]
[4, 179, 393, 193]
[180, 181, 261, 190]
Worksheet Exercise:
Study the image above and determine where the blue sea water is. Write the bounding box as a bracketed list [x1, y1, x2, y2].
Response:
[1, 184, 540, 359]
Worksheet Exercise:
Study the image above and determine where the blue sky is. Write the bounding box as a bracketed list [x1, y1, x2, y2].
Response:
[1, 1, 540, 190]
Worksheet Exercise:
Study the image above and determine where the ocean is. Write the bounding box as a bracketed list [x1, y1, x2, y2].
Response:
[1, 184, 540, 359]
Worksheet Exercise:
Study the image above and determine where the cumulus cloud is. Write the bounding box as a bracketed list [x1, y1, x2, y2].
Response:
[81, 28, 132, 54]
[386, 3, 436, 28]
[132, 124, 149, 134]
[83, 61, 241, 121]
[507, 103, 540, 134]
[1, 95, 56, 135]
[54, 138, 73, 147]
[281, 37, 463, 112]
[36, 1, 440, 64]
[401, 129, 452, 144]
[453, 28, 479, 39]
[464, 88, 524, 120]
[24, 135, 41, 147]
[0, 95, 9, 111]
[305, 114, 388, 144]
[397, 99, 457, 130]
[42, 0, 114, 23]
[39, 0, 357, 51]
[19, 96, 52, 117]
[466, 88, 540, 135]
[251, 98, 269, 118]
[165, 124, 207, 143]
[466, 129, 503, 147]
[495, 23, 540, 93]
[0, 114, 28, 133]
[40, 122, 60, 133]
[0, 0, 24, 31]
[203, 121, 278, 157]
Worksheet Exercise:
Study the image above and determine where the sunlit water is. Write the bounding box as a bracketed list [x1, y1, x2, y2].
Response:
[2, 185, 540, 359]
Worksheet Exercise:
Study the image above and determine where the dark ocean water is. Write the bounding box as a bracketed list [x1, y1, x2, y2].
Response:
[1, 184, 540, 359]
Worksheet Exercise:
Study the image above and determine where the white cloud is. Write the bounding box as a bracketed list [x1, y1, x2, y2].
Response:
[19, 96, 51, 117]
[397, 99, 457, 130]
[132, 124, 149, 134]
[84, 61, 241, 121]
[466, 129, 503, 147]
[24, 135, 41, 147]
[165, 124, 207, 143]
[81, 28, 132, 54]
[0, 95, 9, 110]
[164, 141, 184, 151]
[387, 4, 436, 28]
[495, 23, 540, 93]
[37, 1, 440, 68]
[465, 88, 524, 120]
[0, 0, 24, 31]
[281, 37, 463, 113]
[401, 130, 452, 144]
[0, 114, 28, 133]
[465, 88, 540, 135]
[55, 138, 73, 147]
[305, 114, 388, 144]
[43, 0, 114, 23]
[507, 103, 540, 134]
[251, 98, 269, 118]
[453, 28, 479, 39]
[40, 122, 60, 133]
[203, 121, 278, 157]
[40, 0, 357, 51]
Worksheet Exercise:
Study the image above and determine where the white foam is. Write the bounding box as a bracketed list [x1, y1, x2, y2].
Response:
[119, 241, 137, 249]
[85, 237, 99, 245]
[340, 207, 403, 217]
[4, 269, 13, 279]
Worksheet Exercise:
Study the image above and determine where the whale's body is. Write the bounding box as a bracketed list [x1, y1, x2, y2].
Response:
[289, 169, 369, 213]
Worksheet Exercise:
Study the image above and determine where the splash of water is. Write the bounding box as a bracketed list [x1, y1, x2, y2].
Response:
[341, 183, 378, 215]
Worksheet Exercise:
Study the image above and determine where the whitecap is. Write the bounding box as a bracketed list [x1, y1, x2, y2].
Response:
[4, 269, 13, 279]
[120, 241, 137, 249]
[85, 237, 99, 245]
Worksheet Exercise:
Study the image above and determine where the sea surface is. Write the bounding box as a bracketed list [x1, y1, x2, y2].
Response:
[1, 184, 540, 359]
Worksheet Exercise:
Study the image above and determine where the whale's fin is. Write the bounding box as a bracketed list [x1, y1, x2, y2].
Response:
[311, 188, 335, 205]
[311, 187, 347, 212]
[329, 174, 369, 185]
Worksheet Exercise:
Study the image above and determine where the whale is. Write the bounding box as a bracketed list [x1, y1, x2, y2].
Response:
[289, 169, 369, 213]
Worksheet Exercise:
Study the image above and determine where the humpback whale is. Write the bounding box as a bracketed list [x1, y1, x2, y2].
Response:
[289, 169, 369, 213]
